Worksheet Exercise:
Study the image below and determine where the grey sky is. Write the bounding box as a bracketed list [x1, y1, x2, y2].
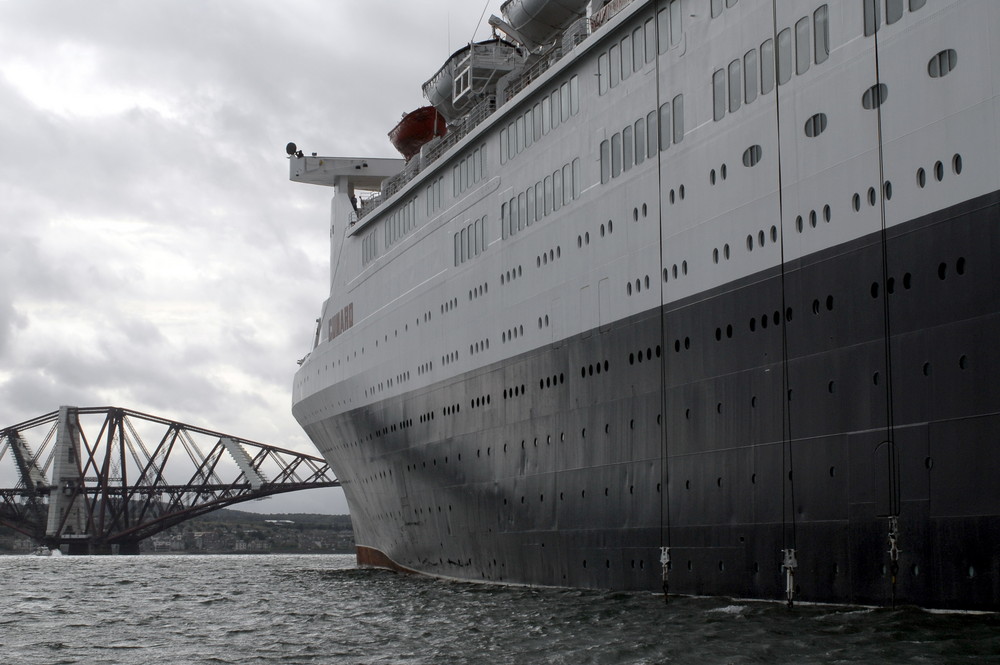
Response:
[0, 1, 498, 514]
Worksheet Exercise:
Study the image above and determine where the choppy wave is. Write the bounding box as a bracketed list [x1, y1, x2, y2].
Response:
[1, 553, 997, 664]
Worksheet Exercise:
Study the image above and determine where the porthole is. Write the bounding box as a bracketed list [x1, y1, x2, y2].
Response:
[883, 180, 893, 200]
[852, 193, 861, 212]
[868, 187, 877, 206]
[742, 144, 763, 167]
[795, 216, 803, 233]
[934, 161, 944, 182]
[713, 248, 720, 264]
[804, 112, 828, 137]
[916, 168, 926, 188]
[809, 210, 817, 228]
[747, 235, 754, 251]
[928, 49, 957, 78]
[710, 169, 717, 185]
[952, 153, 963, 175]
[758, 230, 765, 246]
[770, 226, 777, 243]
[862, 83, 888, 110]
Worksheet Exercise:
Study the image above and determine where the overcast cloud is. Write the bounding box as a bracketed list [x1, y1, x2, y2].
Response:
[0, 1, 498, 514]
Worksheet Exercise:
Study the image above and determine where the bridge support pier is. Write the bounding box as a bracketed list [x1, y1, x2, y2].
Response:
[118, 542, 141, 555]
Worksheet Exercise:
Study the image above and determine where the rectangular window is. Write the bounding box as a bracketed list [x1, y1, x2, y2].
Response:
[644, 18, 656, 63]
[563, 164, 572, 203]
[466, 223, 473, 261]
[600, 139, 610, 184]
[509, 198, 517, 236]
[474, 219, 481, 256]
[795, 17, 810, 75]
[481, 216, 488, 253]
[658, 103, 671, 150]
[744, 49, 758, 104]
[713, 69, 726, 121]
[622, 125, 634, 172]
[553, 169, 562, 211]
[611, 132, 622, 178]
[609, 44, 621, 88]
[886, 0, 903, 24]
[500, 201, 508, 239]
[864, 0, 880, 36]
[647, 110, 658, 157]
[541, 96, 551, 135]
[572, 158, 581, 199]
[544, 176, 553, 215]
[669, 0, 682, 45]
[657, 8, 669, 55]
[632, 27, 644, 72]
[761, 38, 775, 94]
[551, 87, 561, 129]
[711, 0, 723, 18]
[560, 81, 570, 122]
[517, 192, 526, 231]
[460, 227, 467, 263]
[598, 53, 609, 95]
[814, 6, 829, 65]
[672, 94, 684, 143]
[522, 112, 532, 149]
[535, 181, 544, 218]
[620, 35, 632, 81]
[499, 128, 507, 165]
[570, 76, 579, 115]
[777, 27, 792, 85]
[526, 186, 535, 226]
[728, 59, 741, 112]
[634, 119, 645, 166]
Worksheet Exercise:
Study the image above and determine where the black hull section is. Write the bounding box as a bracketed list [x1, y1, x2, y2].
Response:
[300, 190, 1000, 610]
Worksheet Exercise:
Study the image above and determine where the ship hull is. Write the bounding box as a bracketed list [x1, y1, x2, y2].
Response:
[296, 188, 1000, 610]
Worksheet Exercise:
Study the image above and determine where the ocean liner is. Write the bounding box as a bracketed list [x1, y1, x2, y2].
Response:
[289, 0, 999, 610]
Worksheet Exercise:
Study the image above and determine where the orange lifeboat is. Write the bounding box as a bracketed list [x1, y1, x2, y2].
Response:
[388, 106, 447, 160]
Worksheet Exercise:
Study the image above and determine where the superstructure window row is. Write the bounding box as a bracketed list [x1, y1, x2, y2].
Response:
[500, 76, 579, 166]
[713, 6, 829, 122]
[501, 159, 581, 239]
[598, 0, 682, 96]
[426, 175, 443, 216]
[454, 216, 489, 267]
[864, 0, 927, 36]
[362, 230, 378, 266]
[600, 96, 684, 185]
[383, 197, 417, 250]
[454, 143, 487, 197]
[710, 0, 739, 19]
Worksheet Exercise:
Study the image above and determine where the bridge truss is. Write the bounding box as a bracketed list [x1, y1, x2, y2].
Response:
[0, 406, 339, 554]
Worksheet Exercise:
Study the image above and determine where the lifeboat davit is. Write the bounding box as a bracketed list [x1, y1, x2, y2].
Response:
[388, 106, 447, 160]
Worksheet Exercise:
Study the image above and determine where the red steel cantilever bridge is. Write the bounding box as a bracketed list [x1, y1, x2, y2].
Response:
[0, 406, 340, 554]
